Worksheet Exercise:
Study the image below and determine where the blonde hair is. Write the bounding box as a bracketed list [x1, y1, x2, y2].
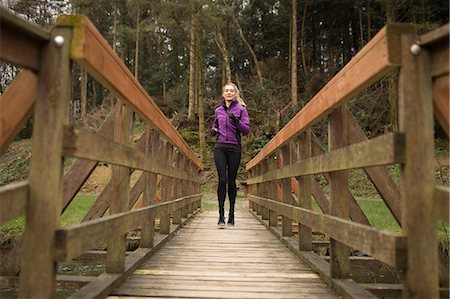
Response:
[223, 82, 246, 107]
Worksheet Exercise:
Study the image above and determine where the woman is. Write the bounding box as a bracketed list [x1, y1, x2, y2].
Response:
[211, 83, 250, 228]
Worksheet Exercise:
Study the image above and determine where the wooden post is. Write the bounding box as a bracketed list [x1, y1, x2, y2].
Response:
[19, 27, 71, 299]
[247, 168, 254, 211]
[261, 159, 269, 220]
[269, 156, 279, 227]
[298, 130, 312, 251]
[328, 105, 350, 278]
[280, 144, 292, 237]
[106, 102, 133, 273]
[172, 151, 183, 224]
[140, 130, 159, 248]
[398, 34, 438, 298]
[181, 156, 189, 218]
[160, 142, 173, 234]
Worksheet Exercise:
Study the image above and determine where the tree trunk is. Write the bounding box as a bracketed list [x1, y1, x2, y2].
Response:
[358, 7, 364, 45]
[113, 2, 117, 52]
[235, 72, 245, 100]
[197, 29, 206, 163]
[188, 7, 197, 121]
[291, 0, 298, 107]
[233, 16, 263, 85]
[367, 0, 372, 40]
[385, 0, 398, 131]
[300, 0, 308, 78]
[214, 25, 231, 83]
[134, 7, 140, 80]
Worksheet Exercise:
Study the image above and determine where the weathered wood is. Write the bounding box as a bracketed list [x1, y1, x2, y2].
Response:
[346, 113, 401, 224]
[0, 181, 28, 225]
[328, 106, 350, 279]
[140, 130, 159, 248]
[435, 186, 449, 224]
[419, 25, 449, 78]
[399, 33, 438, 298]
[111, 211, 339, 299]
[419, 25, 449, 46]
[106, 103, 132, 273]
[62, 126, 200, 183]
[0, 7, 49, 71]
[247, 133, 405, 184]
[280, 145, 293, 237]
[70, 210, 199, 299]
[252, 213, 379, 299]
[172, 152, 184, 224]
[54, 194, 201, 262]
[19, 27, 71, 299]
[362, 283, 450, 298]
[61, 108, 115, 212]
[55, 15, 203, 170]
[81, 131, 149, 221]
[432, 75, 449, 136]
[310, 133, 371, 225]
[297, 131, 312, 251]
[249, 195, 405, 268]
[0, 70, 37, 154]
[246, 24, 415, 171]
[159, 142, 173, 235]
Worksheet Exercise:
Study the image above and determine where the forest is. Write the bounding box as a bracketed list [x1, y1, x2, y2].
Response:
[1, 0, 449, 165]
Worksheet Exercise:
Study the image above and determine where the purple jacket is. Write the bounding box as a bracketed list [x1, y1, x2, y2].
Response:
[212, 100, 250, 145]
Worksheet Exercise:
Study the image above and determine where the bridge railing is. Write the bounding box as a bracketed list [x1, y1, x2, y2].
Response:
[246, 24, 448, 298]
[0, 9, 203, 298]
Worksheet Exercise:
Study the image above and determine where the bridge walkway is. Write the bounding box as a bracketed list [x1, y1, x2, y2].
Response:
[109, 210, 339, 299]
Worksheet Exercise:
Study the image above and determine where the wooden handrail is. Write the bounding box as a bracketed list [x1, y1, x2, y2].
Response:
[249, 195, 406, 268]
[0, 7, 50, 71]
[54, 194, 202, 261]
[246, 24, 415, 171]
[55, 15, 203, 170]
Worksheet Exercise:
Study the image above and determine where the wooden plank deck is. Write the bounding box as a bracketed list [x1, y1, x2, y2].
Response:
[108, 210, 339, 299]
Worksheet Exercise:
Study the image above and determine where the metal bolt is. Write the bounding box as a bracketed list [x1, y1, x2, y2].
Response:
[54, 35, 65, 47]
[410, 43, 421, 55]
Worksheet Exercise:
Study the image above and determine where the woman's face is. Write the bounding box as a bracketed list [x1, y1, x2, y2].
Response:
[223, 85, 237, 101]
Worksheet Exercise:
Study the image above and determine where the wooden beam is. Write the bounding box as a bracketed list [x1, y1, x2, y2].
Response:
[297, 131, 312, 251]
[61, 108, 115, 213]
[435, 186, 449, 224]
[310, 134, 371, 226]
[106, 103, 132, 273]
[432, 75, 449, 136]
[55, 15, 203, 170]
[398, 33, 438, 298]
[420, 25, 449, 77]
[19, 27, 72, 299]
[0, 7, 50, 71]
[247, 133, 405, 184]
[81, 130, 149, 221]
[54, 194, 201, 262]
[346, 113, 402, 224]
[249, 195, 406, 268]
[328, 106, 350, 279]
[0, 181, 28, 225]
[0, 70, 37, 154]
[62, 127, 200, 183]
[246, 24, 415, 171]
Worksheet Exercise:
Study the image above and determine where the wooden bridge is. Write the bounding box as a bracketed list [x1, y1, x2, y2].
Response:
[0, 8, 449, 299]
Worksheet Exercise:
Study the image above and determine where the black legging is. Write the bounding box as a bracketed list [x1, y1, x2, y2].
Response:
[214, 147, 241, 219]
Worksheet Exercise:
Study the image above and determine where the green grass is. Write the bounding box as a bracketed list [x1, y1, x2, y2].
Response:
[60, 195, 97, 226]
[0, 195, 97, 243]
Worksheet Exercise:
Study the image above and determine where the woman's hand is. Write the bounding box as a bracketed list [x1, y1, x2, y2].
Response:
[227, 112, 239, 125]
